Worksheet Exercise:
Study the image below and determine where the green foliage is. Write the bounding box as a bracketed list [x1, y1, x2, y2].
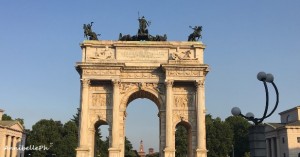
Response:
[2, 114, 24, 128]
[25, 119, 63, 157]
[71, 108, 80, 127]
[95, 130, 109, 157]
[146, 152, 159, 157]
[2, 114, 12, 120]
[124, 137, 136, 157]
[206, 114, 233, 157]
[225, 116, 250, 157]
[25, 119, 78, 157]
[175, 125, 188, 157]
[243, 152, 250, 157]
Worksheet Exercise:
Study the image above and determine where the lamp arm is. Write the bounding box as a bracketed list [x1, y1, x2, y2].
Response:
[256, 81, 269, 124]
[265, 82, 279, 119]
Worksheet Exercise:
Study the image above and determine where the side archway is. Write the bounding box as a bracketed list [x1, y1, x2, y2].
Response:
[175, 121, 193, 157]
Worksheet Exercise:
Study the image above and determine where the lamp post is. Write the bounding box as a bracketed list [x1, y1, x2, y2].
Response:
[231, 72, 279, 157]
[231, 71, 279, 124]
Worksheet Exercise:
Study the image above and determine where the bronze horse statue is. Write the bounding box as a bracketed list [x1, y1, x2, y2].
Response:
[188, 26, 202, 41]
[83, 22, 100, 40]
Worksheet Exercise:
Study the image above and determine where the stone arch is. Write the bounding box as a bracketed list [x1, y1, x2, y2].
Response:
[120, 87, 164, 112]
[91, 116, 111, 130]
[76, 40, 209, 157]
[175, 120, 193, 157]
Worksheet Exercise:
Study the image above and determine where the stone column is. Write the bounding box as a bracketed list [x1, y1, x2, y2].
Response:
[5, 135, 11, 157]
[0, 134, 6, 157]
[76, 79, 90, 157]
[109, 79, 121, 157]
[164, 80, 175, 157]
[90, 129, 95, 157]
[266, 138, 270, 157]
[11, 136, 17, 157]
[16, 138, 22, 157]
[270, 138, 275, 157]
[195, 80, 207, 157]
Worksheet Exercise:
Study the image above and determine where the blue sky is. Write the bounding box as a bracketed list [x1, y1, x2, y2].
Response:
[1, 0, 300, 151]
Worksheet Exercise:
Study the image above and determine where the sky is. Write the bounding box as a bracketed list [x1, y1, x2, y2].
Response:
[1, 0, 300, 152]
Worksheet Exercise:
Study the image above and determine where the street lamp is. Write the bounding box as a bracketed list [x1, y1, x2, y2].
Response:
[231, 72, 279, 125]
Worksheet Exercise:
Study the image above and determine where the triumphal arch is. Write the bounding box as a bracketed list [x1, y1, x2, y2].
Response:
[75, 38, 209, 157]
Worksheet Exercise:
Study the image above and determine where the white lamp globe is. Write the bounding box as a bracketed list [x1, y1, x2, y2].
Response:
[257, 72, 267, 81]
[246, 112, 255, 119]
[266, 73, 274, 83]
[231, 107, 241, 116]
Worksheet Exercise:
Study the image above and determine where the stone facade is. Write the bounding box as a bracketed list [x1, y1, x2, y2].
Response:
[75, 40, 209, 157]
[0, 109, 26, 157]
[265, 106, 300, 157]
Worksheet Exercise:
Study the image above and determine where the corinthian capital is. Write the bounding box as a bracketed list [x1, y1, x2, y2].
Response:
[195, 79, 205, 88]
[81, 79, 90, 87]
[112, 79, 121, 87]
[164, 80, 174, 87]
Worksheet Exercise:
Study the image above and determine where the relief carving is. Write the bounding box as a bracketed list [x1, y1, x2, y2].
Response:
[120, 82, 164, 95]
[92, 93, 111, 106]
[83, 70, 120, 76]
[174, 95, 194, 108]
[171, 50, 197, 60]
[173, 110, 188, 122]
[173, 110, 196, 127]
[89, 47, 113, 60]
[89, 109, 112, 128]
[168, 70, 200, 77]
[120, 83, 139, 94]
[121, 72, 163, 79]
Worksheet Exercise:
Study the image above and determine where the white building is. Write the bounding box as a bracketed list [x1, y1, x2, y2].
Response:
[0, 109, 26, 157]
[265, 106, 300, 157]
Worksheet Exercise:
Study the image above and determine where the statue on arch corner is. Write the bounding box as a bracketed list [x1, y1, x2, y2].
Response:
[83, 22, 101, 40]
[188, 25, 202, 41]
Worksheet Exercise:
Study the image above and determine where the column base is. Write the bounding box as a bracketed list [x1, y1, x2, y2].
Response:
[164, 147, 175, 157]
[108, 147, 121, 157]
[195, 148, 208, 157]
[76, 146, 90, 157]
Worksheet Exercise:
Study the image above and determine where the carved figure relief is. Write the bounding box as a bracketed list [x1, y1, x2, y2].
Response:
[173, 110, 196, 128]
[120, 82, 164, 95]
[89, 109, 112, 128]
[171, 50, 197, 60]
[92, 93, 111, 106]
[89, 47, 113, 60]
[174, 95, 194, 108]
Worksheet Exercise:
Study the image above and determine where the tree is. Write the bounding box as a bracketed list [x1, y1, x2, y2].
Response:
[175, 125, 188, 157]
[71, 108, 80, 127]
[95, 130, 109, 157]
[2, 114, 12, 120]
[124, 136, 136, 157]
[2, 114, 24, 127]
[59, 121, 78, 157]
[225, 116, 250, 157]
[206, 114, 233, 157]
[25, 119, 64, 157]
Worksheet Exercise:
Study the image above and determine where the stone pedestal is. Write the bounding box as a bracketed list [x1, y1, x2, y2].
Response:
[108, 148, 121, 157]
[164, 147, 175, 157]
[249, 125, 266, 157]
[75, 147, 89, 157]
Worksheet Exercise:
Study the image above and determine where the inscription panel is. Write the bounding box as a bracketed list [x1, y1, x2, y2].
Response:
[117, 48, 168, 60]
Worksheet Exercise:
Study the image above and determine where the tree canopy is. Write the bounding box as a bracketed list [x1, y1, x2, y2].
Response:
[206, 114, 233, 157]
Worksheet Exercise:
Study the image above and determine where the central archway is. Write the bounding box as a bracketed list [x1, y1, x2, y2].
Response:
[125, 98, 159, 156]
[120, 89, 163, 157]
